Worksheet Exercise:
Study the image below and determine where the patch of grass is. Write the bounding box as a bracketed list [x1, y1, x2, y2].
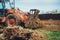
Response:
[37, 29, 60, 40]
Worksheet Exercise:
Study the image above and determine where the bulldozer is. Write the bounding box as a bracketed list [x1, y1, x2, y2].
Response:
[0, 0, 40, 28]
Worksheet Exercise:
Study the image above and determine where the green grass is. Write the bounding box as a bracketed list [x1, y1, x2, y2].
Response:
[37, 29, 60, 40]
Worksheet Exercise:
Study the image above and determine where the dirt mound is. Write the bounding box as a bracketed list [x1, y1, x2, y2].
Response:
[2, 26, 47, 40]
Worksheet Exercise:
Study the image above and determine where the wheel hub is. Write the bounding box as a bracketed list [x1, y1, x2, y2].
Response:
[7, 18, 16, 27]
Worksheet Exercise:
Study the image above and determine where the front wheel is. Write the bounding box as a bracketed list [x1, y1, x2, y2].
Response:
[6, 14, 19, 27]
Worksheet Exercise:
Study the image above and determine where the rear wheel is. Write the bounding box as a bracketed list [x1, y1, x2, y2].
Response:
[6, 14, 18, 27]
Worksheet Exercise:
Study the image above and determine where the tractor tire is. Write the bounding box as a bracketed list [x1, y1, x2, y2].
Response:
[6, 14, 19, 26]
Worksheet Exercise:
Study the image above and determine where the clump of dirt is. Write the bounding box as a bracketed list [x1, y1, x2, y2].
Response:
[2, 26, 47, 40]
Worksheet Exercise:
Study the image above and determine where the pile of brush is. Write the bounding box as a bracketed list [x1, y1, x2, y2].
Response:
[1, 26, 47, 40]
[25, 17, 41, 29]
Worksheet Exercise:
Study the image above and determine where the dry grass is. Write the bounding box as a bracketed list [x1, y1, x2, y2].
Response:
[39, 19, 60, 31]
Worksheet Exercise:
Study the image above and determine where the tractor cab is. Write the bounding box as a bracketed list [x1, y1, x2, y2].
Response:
[0, 0, 5, 16]
[30, 9, 40, 14]
[0, 0, 6, 22]
[0, 0, 15, 23]
[0, 0, 15, 16]
[30, 9, 40, 18]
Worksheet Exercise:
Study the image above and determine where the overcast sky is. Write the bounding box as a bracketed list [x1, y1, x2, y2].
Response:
[15, 0, 60, 13]
[0, 0, 60, 13]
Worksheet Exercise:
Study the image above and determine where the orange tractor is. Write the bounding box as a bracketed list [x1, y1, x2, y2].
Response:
[0, 0, 40, 28]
